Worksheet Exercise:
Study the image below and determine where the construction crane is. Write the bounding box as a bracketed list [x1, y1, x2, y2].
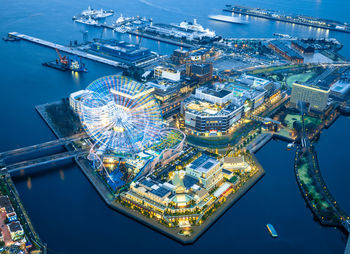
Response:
[55, 48, 68, 65]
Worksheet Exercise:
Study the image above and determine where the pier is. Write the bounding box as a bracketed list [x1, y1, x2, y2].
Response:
[8, 32, 129, 69]
[224, 6, 350, 34]
[128, 30, 195, 48]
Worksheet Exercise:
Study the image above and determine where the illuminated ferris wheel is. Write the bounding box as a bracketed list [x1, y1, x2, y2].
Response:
[79, 75, 163, 156]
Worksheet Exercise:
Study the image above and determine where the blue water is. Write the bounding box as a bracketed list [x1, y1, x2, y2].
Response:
[1, 0, 350, 253]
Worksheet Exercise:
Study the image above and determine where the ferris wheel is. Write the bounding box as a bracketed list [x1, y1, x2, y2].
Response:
[79, 75, 163, 157]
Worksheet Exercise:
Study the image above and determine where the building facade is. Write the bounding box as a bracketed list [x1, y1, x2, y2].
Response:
[290, 82, 330, 112]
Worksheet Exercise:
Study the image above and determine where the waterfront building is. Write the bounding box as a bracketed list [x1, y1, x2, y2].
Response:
[7, 221, 24, 241]
[290, 82, 330, 112]
[69, 90, 89, 113]
[186, 63, 213, 83]
[330, 79, 350, 99]
[154, 66, 181, 81]
[0, 196, 17, 222]
[213, 182, 233, 201]
[222, 156, 251, 172]
[186, 154, 223, 191]
[268, 40, 304, 63]
[291, 40, 315, 54]
[90, 39, 153, 65]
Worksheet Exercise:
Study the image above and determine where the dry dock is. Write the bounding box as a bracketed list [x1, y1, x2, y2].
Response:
[8, 32, 129, 69]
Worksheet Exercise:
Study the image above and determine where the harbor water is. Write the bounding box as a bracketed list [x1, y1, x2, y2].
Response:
[0, 0, 349, 253]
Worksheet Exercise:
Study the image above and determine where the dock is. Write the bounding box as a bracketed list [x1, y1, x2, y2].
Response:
[128, 30, 195, 48]
[8, 32, 129, 69]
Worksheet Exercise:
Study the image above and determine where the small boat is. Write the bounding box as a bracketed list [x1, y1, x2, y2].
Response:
[266, 224, 278, 238]
[287, 142, 294, 150]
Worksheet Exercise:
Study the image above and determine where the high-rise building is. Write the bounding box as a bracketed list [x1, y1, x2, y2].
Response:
[186, 63, 213, 83]
[290, 82, 330, 112]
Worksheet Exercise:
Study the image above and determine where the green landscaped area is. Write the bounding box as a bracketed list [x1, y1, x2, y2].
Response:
[283, 114, 322, 129]
[286, 71, 317, 88]
[297, 160, 330, 210]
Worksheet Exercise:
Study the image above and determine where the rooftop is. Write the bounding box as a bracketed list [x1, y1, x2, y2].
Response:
[269, 40, 304, 59]
[8, 221, 22, 233]
[189, 154, 220, 173]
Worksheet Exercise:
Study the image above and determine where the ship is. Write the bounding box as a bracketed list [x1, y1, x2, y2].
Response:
[208, 15, 247, 24]
[75, 16, 100, 26]
[173, 19, 216, 38]
[42, 49, 87, 72]
[81, 6, 114, 19]
[266, 224, 278, 238]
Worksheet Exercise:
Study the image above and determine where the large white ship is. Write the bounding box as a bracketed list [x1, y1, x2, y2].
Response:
[173, 19, 216, 38]
[208, 15, 247, 24]
[81, 6, 114, 19]
[75, 16, 100, 26]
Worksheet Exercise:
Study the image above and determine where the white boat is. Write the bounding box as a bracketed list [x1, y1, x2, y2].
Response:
[114, 26, 127, 33]
[173, 19, 216, 38]
[81, 6, 114, 19]
[75, 16, 100, 26]
[208, 15, 247, 24]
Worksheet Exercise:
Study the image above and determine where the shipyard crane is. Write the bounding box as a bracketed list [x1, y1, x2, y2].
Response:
[55, 48, 68, 65]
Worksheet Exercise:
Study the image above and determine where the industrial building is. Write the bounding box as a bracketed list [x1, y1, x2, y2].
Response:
[291, 40, 315, 54]
[269, 40, 304, 63]
[89, 39, 154, 65]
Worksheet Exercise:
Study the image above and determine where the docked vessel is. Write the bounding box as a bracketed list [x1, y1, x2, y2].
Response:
[208, 15, 247, 24]
[266, 224, 278, 238]
[81, 6, 114, 19]
[42, 49, 87, 72]
[172, 19, 216, 38]
[75, 16, 100, 26]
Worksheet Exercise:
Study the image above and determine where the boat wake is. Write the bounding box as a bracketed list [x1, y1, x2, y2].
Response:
[138, 0, 172, 12]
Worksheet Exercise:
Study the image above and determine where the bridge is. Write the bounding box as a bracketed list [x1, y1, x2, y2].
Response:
[0, 133, 89, 175]
[0, 133, 86, 160]
[1, 150, 88, 174]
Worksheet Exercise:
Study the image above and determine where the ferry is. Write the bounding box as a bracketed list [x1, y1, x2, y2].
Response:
[75, 16, 100, 26]
[81, 6, 114, 19]
[266, 224, 278, 238]
[208, 15, 247, 24]
[173, 19, 216, 38]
